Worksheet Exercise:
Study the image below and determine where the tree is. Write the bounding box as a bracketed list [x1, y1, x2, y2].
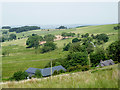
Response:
[9, 26, 40, 33]
[69, 43, 86, 53]
[107, 41, 120, 62]
[63, 43, 71, 51]
[9, 34, 16, 40]
[12, 71, 28, 81]
[2, 31, 8, 34]
[2, 26, 11, 29]
[84, 33, 89, 38]
[35, 69, 42, 78]
[86, 43, 94, 54]
[90, 47, 107, 67]
[41, 42, 57, 53]
[44, 34, 55, 42]
[61, 32, 67, 38]
[56, 26, 67, 29]
[61, 32, 75, 38]
[72, 38, 80, 43]
[95, 33, 109, 42]
[77, 33, 80, 38]
[26, 35, 40, 48]
[65, 52, 88, 69]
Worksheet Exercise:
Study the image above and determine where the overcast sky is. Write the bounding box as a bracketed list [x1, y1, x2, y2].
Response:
[2, 2, 118, 26]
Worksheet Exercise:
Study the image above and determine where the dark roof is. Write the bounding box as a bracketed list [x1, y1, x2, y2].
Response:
[25, 65, 66, 77]
[97, 59, 115, 67]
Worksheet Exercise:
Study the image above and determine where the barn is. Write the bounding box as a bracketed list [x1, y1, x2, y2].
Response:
[96, 59, 115, 67]
[25, 65, 66, 78]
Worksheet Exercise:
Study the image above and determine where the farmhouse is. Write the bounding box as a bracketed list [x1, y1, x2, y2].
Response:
[96, 59, 115, 67]
[25, 65, 66, 77]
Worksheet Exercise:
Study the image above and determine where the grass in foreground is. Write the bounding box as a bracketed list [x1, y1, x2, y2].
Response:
[1, 64, 118, 88]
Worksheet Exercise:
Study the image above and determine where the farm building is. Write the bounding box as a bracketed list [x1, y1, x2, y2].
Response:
[25, 65, 66, 78]
[96, 59, 115, 67]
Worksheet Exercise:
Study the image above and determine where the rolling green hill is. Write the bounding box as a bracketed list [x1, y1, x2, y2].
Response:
[1, 24, 118, 80]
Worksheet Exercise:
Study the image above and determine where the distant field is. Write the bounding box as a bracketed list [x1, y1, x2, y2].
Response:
[2, 24, 118, 80]
[1, 64, 118, 88]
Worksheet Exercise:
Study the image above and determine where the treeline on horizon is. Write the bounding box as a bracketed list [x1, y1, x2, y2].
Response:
[9, 26, 41, 33]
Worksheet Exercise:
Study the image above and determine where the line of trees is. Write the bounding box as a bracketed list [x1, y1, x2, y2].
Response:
[26, 34, 57, 53]
[2, 26, 11, 29]
[9, 26, 40, 33]
[56, 26, 67, 29]
[0, 33, 17, 42]
[61, 32, 75, 38]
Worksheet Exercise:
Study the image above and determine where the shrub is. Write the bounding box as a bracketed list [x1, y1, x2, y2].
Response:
[53, 70, 58, 75]
[11, 71, 28, 81]
[67, 66, 76, 72]
[90, 47, 107, 67]
[95, 33, 109, 42]
[58, 69, 65, 74]
[72, 38, 80, 43]
[81, 65, 90, 71]
[63, 43, 71, 51]
[41, 42, 57, 53]
[35, 69, 42, 78]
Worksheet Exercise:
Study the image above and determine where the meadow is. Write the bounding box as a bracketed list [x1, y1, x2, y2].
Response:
[1, 24, 118, 80]
[1, 64, 118, 88]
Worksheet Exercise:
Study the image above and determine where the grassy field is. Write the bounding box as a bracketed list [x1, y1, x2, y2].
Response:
[1, 64, 118, 88]
[1, 24, 118, 80]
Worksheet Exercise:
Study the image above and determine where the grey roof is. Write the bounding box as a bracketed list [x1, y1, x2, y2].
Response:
[25, 65, 66, 77]
[97, 59, 115, 67]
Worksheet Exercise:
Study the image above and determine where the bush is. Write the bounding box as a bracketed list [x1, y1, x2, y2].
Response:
[90, 47, 107, 67]
[26, 35, 40, 48]
[9, 34, 17, 40]
[53, 70, 58, 75]
[95, 33, 109, 42]
[10, 71, 28, 81]
[63, 43, 71, 51]
[44, 34, 55, 42]
[67, 66, 76, 72]
[58, 69, 65, 74]
[72, 38, 80, 43]
[41, 42, 57, 53]
[2, 51, 9, 56]
[81, 65, 90, 71]
[35, 69, 42, 78]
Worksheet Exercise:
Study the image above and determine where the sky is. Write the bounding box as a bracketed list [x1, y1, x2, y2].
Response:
[1, 2, 118, 26]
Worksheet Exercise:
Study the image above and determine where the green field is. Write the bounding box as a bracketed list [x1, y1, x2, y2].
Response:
[1, 24, 118, 80]
[1, 64, 118, 88]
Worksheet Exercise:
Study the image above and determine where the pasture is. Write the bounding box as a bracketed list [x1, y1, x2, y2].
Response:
[1, 24, 118, 80]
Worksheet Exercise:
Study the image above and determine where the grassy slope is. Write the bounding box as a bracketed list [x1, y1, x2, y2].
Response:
[2, 24, 118, 79]
[1, 64, 118, 88]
